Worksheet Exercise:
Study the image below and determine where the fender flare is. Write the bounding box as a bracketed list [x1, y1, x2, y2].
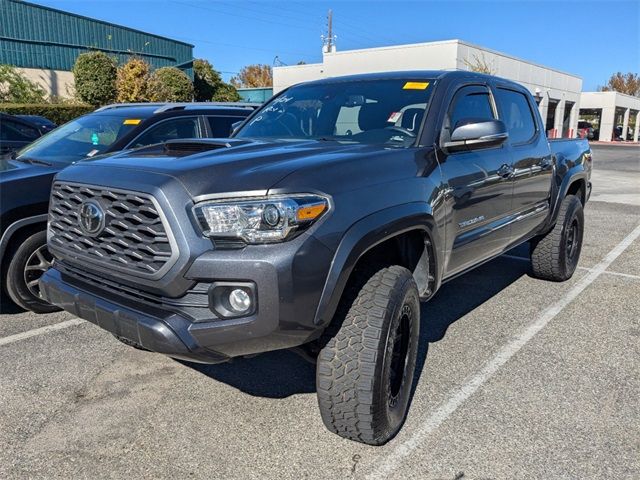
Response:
[0, 214, 48, 261]
[548, 165, 588, 227]
[313, 202, 440, 326]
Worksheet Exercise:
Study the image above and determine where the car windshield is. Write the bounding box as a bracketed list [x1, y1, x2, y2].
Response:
[236, 78, 434, 147]
[16, 113, 145, 165]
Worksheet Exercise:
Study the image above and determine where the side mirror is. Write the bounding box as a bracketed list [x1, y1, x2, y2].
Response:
[444, 119, 508, 151]
[230, 120, 244, 136]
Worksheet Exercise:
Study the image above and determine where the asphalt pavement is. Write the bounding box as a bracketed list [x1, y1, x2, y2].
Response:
[1, 145, 638, 479]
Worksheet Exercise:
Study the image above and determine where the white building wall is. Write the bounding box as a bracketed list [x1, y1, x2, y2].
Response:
[580, 91, 640, 142]
[17, 67, 75, 99]
[273, 39, 583, 137]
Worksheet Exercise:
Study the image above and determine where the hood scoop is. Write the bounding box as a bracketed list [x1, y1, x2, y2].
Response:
[162, 138, 250, 155]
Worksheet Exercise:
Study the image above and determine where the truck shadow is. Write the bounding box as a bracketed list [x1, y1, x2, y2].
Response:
[183, 246, 531, 400]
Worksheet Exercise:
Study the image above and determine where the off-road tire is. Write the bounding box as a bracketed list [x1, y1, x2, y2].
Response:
[316, 265, 420, 445]
[4, 230, 61, 314]
[530, 194, 584, 281]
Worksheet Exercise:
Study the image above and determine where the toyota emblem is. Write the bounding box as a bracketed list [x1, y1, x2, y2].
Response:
[78, 201, 105, 235]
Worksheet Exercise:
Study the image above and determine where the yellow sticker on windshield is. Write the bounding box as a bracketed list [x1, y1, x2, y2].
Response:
[123, 119, 142, 125]
[403, 82, 429, 90]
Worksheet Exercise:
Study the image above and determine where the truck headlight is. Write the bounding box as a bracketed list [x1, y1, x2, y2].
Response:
[193, 194, 330, 244]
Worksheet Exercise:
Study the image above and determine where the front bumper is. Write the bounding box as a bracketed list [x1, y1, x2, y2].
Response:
[40, 233, 333, 363]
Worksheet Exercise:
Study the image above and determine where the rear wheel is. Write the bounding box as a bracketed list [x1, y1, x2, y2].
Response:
[5, 230, 61, 314]
[530, 195, 584, 281]
[316, 265, 420, 445]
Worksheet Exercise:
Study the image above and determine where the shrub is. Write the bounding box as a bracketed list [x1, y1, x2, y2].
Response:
[0, 65, 47, 103]
[116, 58, 150, 102]
[148, 67, 194, 102]
[72, 51, 117, 106]
[212, 83, 241, 102]
[0, 103, 94, 125]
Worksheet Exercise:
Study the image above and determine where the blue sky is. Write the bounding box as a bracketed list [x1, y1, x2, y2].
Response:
[34, 0, 639, 90]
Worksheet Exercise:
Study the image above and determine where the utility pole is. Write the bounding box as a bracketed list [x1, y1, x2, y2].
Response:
[327, 9, 333, 52]
[321, 9, 336, 53]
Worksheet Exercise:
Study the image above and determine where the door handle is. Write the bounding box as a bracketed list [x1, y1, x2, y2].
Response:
[497, 164, 514, 178]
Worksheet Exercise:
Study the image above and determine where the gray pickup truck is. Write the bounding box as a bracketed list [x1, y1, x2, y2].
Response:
[41, 71, 592, 445]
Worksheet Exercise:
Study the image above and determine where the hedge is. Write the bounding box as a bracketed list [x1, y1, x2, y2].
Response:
[0, 103, 94, 125]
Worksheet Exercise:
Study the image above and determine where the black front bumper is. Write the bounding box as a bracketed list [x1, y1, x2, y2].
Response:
[40, 257, 326, 364]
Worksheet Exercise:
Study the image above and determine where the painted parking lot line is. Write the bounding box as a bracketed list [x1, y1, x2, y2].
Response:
[366, 223, 640, 480]
[0, 318, 84, 347]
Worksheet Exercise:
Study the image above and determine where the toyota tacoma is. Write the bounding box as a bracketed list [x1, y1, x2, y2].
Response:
[40, 71, 592, 445]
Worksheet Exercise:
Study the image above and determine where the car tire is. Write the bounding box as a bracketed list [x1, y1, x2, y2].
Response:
[530, 194, 584, 282]
[4, 230, 61, 314]
[316, 265, 420, 445]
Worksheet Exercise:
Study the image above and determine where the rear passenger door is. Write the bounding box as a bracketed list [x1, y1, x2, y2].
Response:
[494, 86, 552, 240]
[439, 84, 515, 276]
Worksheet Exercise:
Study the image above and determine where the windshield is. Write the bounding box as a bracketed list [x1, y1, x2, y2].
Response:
[17, 113, 144, 164]
[236, 78, 434, 147]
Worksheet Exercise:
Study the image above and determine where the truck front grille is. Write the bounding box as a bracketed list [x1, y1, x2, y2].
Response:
[49, 182, 175, 277]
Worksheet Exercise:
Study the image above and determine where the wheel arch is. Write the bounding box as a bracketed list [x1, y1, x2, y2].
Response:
[313, 203, 441, 327]
[0, 215, 49, 265]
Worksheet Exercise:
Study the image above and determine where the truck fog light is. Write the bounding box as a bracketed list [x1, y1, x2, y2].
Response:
[229, 288, 251, 312]
[209, 282, 257, 319]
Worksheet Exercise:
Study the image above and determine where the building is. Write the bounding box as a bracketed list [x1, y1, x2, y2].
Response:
[0, 0, 193, 98]
[579, 91, 639, 142]
[274, 39, 583, 138]
[237, 87, 273, 103]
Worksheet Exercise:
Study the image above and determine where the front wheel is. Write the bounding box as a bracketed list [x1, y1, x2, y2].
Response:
[316, 265, 420, 445]
[4, 230, 61, 314]
[530, 195, 584, 281]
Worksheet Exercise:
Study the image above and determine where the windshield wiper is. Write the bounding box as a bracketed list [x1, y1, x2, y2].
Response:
[15, 157, 53, 167]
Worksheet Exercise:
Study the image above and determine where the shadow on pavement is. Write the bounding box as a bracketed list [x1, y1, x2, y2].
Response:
[0, 296, 24, 315]
[184, 251, 530, 400]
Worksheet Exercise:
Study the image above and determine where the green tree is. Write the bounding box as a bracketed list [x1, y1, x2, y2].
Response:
[599, 72, 640, 97]
[148, 67, 194, 102]
[212, 82, 241, 102]
[193, 59, 241, 102]
[116, 58, 150, 102]
[0, 64, 46, 103]
[72, 51, 117, 106]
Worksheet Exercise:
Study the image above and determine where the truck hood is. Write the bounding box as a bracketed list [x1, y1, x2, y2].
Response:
[63, 139, 397, 198]
[0, 158, 60, 182]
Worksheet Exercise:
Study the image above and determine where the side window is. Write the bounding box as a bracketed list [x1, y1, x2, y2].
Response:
[129, 117, 200, 148]
[496, 88, 537, 144]
[449, 87, 495, 130]
[207, 116, 241, 138]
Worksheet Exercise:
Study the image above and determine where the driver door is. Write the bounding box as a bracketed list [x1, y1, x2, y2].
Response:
[438, 84, 515, 277]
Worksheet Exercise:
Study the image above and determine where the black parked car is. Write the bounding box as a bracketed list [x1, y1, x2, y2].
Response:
[0, 103, 257, 313]
[0, 113, 47, 156]
[15, 114, 58, 133]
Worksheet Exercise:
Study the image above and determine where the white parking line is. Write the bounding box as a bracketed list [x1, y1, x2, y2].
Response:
[366, 223, 640, 479]
[0, 319, 85, 347]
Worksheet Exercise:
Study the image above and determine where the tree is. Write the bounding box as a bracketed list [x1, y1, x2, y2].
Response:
[463, 53, 496, 75]
[148, 67, 194, 102]
[231, 64, 273, 88]
[599, 72, 640, 97]
[116, 58, 150, 102]
[193, 59, 241, 102]
[212, 83, 241, 102]
[0, 64, 46, 103]
[72, 51, 117, 106]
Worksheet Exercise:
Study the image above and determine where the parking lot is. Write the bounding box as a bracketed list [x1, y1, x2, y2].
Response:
[1, 144, 638, 479]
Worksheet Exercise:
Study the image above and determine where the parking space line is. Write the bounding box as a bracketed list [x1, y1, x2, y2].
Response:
[366, 223, 640, 479]
[0, 319, 85, 347]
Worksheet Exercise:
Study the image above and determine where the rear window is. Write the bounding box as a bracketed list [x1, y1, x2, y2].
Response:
[496, 88, 537, 144]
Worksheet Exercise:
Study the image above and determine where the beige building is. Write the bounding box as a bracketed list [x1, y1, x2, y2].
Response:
[274, 39, 583, 138]
[579, 91, 640, 142]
